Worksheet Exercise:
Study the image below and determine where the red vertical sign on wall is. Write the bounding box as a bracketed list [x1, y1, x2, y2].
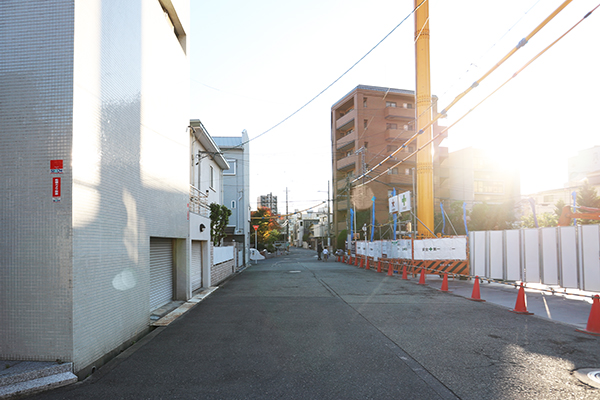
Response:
[52, 177, 61, 202]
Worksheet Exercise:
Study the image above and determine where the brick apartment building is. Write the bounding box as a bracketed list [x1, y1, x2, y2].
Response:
[331, 85, 448, 241]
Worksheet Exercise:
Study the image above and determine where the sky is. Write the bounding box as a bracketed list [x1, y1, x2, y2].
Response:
[189, 0, 600, 212]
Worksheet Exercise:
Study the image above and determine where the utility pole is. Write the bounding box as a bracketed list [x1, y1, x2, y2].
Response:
[286, 187, 289, 244]
[327, 181, 331, 248]
[414, 0, 434, 237]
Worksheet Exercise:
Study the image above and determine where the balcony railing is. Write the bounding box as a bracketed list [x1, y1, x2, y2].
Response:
[335, 109, 355, 130]
[384, 106, 414, 120]
[190, 185, 210, 217]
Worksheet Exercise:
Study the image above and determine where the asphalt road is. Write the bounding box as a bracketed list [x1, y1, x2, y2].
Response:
[30, 247, 600, 399]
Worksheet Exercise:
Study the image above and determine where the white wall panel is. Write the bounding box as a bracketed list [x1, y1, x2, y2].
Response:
[541, 228, 559, 285]
[505, 230, 521, 281]
[559, 226, 578, 288]
[471, 231, 486, 277]
[489, 231, 503, 280]
[523, 229, 540, 283]
[581, 225, 600, 292]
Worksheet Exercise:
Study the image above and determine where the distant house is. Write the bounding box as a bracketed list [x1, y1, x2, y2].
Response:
[189, 119, 231, 289]
[213, 132, 251, 269]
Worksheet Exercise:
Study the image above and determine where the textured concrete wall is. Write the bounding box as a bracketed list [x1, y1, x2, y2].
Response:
[0, 0, 76, 363]
[0, 0, 190, 372]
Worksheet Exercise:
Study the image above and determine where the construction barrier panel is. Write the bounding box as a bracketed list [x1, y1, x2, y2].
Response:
[469, 226, 600, 292]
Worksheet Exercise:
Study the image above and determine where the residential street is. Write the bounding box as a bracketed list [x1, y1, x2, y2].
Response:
[30, 247, 600, 400]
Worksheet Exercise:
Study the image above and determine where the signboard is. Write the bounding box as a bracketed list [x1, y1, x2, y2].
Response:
[50, 160, 63, 174]
[52, 177, 61, 202]
[389, 191, 411, 213]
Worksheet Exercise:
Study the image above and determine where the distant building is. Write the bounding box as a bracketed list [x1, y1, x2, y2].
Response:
[441, 147, 521, 206]
[213, 133, 251, 269]
[331, 85, 448, 241]
[568, 145, 600, 186]
[258, 192, 278, 214]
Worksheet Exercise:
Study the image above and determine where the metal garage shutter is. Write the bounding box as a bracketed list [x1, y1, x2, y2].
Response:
[150, 237, 173, 311]
[191, 241, 202, 291]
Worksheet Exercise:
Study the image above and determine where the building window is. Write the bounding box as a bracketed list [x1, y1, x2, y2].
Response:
[363, 98, 367, 108]
[386, 101, 397, 108]
[210, 166, 214, 189]
[231, 200, 236, 209]
[224, 159, 237, 175]
[403, 103, 413, 109]
[386, 123, 397, 130]
[387, 168, 398, 175]
[364, 119, 368, 129]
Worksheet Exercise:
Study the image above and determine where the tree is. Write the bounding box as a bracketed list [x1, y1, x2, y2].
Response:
[576, 180, 600, 224]
[554, 199, 566, 219]
[469, 201, 517, 231]
[251, 207, 282, 250]
[521, 212, 557, 228]
[436, 201, 468, 236]
[210, 203, 232, 246]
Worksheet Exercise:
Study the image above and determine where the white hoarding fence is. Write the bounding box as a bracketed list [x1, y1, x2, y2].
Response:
[469, 225, 600, 293]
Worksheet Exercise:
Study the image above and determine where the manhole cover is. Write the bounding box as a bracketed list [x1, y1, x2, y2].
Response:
[573, 368, 600, 389]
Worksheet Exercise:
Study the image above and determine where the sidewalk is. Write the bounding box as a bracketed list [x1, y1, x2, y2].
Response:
[26, 247, 600, 399]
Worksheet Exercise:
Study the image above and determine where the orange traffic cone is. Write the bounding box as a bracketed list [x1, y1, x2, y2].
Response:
[377, 260, 382, 273]
[440, 273, 449, 292]
[469, 276, 486, 302]
[418, 268, 426, 285]
[365, 258, 370, 270]
[354, 256, 358, 266]
[402, 264, 408, 280]
[387, 262, 393, 276]
[509, 283, 533, 315]
[576, 295, 600, 336]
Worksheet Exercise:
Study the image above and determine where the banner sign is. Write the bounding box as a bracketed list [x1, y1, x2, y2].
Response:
[413, 237, 467, 260]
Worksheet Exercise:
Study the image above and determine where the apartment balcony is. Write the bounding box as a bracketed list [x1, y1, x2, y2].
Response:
[384, 106, 414, 120]
[379, 173, 414, 186]
[336, 153, 357, 171]
[335, 109, 356, 130]
[385, 129, 414, 143]
[336, 131, 356, 150]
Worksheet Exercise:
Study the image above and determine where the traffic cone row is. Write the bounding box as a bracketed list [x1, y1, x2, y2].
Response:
[349, 258, 600, 336]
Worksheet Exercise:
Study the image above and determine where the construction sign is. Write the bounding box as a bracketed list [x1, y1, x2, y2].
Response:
[389, 191, 411, 214]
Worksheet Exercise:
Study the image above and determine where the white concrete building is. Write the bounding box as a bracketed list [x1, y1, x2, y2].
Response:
[0, 0, 190, 376]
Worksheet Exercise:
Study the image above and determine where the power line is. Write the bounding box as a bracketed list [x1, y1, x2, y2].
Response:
[233, 1, 427, 149]
[354, 0, 574, 185]
[356, 1, 599, 187]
